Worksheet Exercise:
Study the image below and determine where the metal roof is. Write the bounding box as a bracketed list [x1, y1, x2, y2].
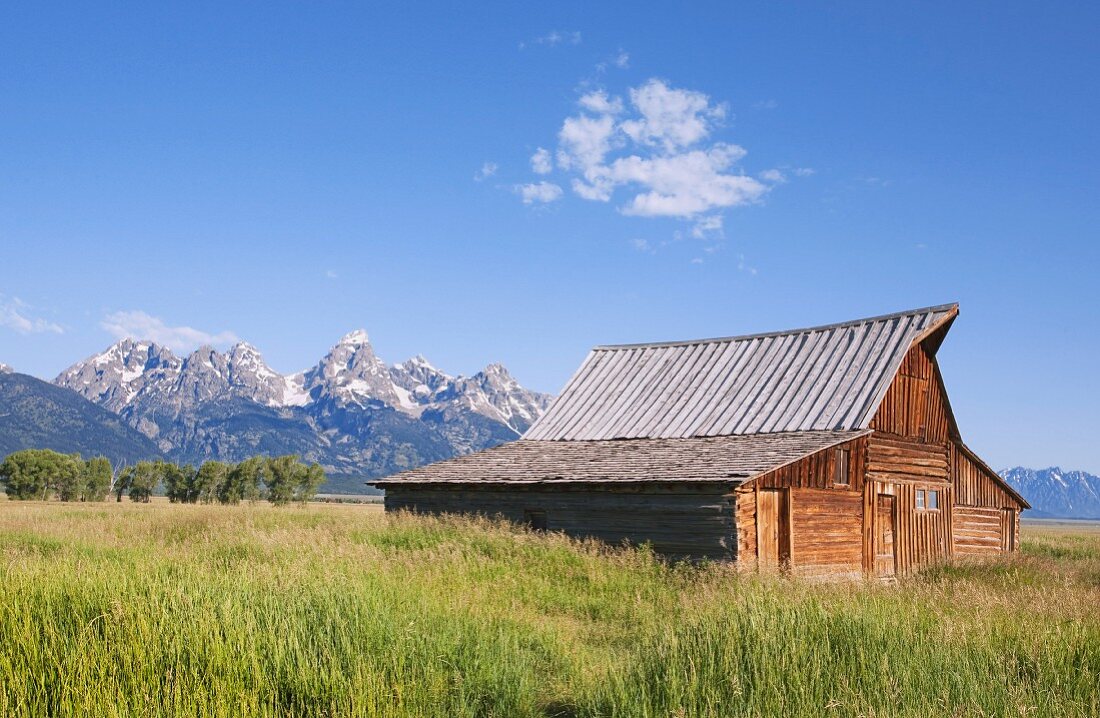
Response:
[371, 430, 868, 486]
[524, 304, 958, 441]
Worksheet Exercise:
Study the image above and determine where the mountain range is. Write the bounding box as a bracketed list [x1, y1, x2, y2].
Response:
[36, 331, 551, 492]
[999, 467, 1100, 519]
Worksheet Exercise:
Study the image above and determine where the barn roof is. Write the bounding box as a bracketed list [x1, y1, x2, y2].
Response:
[371, 430, 867, 486]
[524, 304, 958, 441]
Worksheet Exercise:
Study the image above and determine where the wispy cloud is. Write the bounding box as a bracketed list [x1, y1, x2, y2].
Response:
[752, 99, 779, 110]
[0, 296, 63, 335]
[520, 30, 582, 50]
[474, 161, 498, 182]
[326, 269, 339, 279]
[515, 181, 563, 204]
[101, 310, 239, 352]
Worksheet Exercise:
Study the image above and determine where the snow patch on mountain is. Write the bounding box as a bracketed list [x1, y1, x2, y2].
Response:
[0, 362, 12, 374]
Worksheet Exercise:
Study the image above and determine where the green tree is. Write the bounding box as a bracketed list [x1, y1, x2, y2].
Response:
[220, 457, 265, 505]
[297, 462, 326, 504]
[264, 455, 299, 506]
[263, 455, 326, 506]
[193, 461, 229, 504]
[53, 453, 86, 502]
[114, 465, 133, 502]
[0, 449, 82, 501]
[127, 461, 159, 503]
[82, 457, 112, 502]
[161, 463, 196, 503]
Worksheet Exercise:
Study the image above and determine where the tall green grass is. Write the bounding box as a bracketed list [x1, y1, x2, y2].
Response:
[0, 502, 1097, 717]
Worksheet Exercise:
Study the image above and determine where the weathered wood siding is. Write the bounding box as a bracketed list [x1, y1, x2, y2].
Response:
[950, 443, 1023, 553]
[950, 443, 1019, 508]
[789, 488, 863, 579]
[383, 483, 737, 560]
[864, 480, 952, 574]
[863, 343, 954, 575]
[737, 436, 867, 577]
[870, 344, 950, 443]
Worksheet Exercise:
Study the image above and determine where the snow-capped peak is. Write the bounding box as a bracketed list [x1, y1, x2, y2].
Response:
[53, 330, 552, 433]
[340, 329, 370, 346]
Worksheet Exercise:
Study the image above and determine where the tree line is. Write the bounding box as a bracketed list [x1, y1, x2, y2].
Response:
[0, 449, 326, 506]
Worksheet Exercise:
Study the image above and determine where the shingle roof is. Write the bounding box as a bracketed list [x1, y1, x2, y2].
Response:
[371, 430, 868, 486]
[524, 304, 958, 441]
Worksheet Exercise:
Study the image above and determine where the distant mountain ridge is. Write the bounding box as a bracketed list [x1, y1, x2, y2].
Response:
[51, 332, 552, 491]
[0, 371, 161, 464]
[1000, 467, 1100, 519]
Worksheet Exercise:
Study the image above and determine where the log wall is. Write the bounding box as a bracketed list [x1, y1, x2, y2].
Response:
[383, 482, 737, 560]
[737, 436, 867, 577]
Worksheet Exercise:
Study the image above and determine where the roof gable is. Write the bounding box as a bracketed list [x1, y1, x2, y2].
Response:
[525, 304, 958, 441]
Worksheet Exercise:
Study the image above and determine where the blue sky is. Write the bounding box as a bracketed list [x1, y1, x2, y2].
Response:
[1, 2, 1097, 472]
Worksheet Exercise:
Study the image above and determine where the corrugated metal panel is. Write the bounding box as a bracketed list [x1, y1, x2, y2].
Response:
[524, 304, 957, 441]
[372, 430, 868, 485]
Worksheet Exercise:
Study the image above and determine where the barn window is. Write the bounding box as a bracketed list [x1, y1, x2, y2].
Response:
[524, 510, 548, 532]
[915, 490, 939, 511]
[834, 448, 850, 486]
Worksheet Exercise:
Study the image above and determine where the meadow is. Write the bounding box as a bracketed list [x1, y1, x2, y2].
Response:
[0, 501, 1097, 717]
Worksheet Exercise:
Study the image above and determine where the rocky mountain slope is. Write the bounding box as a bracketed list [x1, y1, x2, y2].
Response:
[1000, 467, 1100, 519]
[52, 332, 552, 491]
[0, 371, 162, 464]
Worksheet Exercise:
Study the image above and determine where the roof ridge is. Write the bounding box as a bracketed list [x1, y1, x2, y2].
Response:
[593, 303, 959, 351]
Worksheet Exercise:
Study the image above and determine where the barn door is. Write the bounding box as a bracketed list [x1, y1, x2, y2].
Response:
[757, 488, 791, 570]
[1000, 509, 1016, 551]
[874, 494, 897, 578]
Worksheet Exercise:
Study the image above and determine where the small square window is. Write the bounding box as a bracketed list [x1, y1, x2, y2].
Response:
[928, 490, 939, 510]
[916, 490, 926, 509]
[834, 448, 850, 486]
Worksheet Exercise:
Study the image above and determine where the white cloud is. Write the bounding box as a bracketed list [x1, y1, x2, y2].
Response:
[752, 99, 779, 110]
[101, 310, 239, 352]
[759, 168, 787, 184]
[530, 148, 553, 175]
[630, 238, 653, 253]
[0, 296, 63, 335]
[532, 78, 769, 225]
[557, 112, 618, 173]
[326, 269, 339, 279]
[792, 167, 816, 177]
[578, 90, 623, 116]
[515, 182, 563, 204]
[614, 51, 630, 69]
[691, 215, 723, 240]
[474, 161, 498, 182]
[620, 79, 726, 153]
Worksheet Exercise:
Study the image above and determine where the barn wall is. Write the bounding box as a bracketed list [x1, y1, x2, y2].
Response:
[789, 488, 863, 580]
[950, 443, 1023, 554]
[870, 344, 951, 443]
[383, 483, 736, 560]
[950, 443, 1021, 508]
[865, 480, 953, 574]
[738, 436, 867, 577]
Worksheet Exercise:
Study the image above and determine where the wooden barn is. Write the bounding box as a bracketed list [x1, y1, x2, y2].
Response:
[372, 304, 1028, 579]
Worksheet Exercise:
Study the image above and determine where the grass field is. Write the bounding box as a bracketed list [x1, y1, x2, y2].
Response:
[1, 501, 1097, 717]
